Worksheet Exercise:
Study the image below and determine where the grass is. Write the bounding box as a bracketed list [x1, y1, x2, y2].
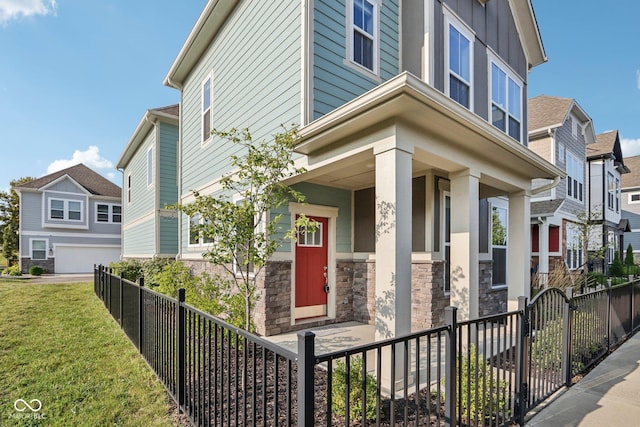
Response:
[0, 281, 179, 426]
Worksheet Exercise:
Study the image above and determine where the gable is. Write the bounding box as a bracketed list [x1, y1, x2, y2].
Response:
[41, 176, 89, 195]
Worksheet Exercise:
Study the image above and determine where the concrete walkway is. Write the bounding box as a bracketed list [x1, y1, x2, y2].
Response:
[527, 332, 640, 426]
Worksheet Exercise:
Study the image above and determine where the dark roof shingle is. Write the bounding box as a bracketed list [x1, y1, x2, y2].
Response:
[528, 95, 574, 132]
[17, 163, 121, 198]
[622, 155, 640, 188]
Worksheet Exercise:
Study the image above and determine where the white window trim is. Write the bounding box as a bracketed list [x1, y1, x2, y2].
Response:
[488, 51, 523, 142]
[628, 192, 640, 204]
[345, 0, 380, 78]
[201, 72, 213, 146]
[566, 226, 584, 270]
[30, 238, 49, 261]
[442, 191, 451, 295]
[48, 198, 83, 222]
[146, 146, 154, 187]
[607, 172, 615, 211]
[127, 173, 132, 204]
[444, 7, 475, 111]
[95, 202, 122, 224]
[490, 199, 508, 289]
[187, 213, 214, 248]
[566, 152, 584, 203]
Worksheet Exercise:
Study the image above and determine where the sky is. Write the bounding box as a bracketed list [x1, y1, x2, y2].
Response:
[0, 1, 639, 193]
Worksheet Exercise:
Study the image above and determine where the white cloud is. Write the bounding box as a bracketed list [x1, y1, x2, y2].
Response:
[0, 0, 56, 25]
[621, 138, 640, 158]
[47, 146, 114, 174]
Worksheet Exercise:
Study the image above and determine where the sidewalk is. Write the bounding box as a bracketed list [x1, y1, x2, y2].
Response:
[526, 332, 640, 426]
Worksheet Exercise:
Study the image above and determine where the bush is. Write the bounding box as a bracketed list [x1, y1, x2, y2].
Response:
[609, 251, 624, 277]
[2, 265, 22, 276]
[108, 259, 144, 282]
[28, 265, 44, 276]
[330, 356, 378, 421]
[625, 244, 635, 267]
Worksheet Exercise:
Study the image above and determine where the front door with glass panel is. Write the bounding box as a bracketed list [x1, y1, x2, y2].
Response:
[295, 216, 329, 319]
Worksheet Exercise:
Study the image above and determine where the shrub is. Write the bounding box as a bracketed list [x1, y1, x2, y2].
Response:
[330, 356, 378, 421]
[28, 265, 44, 276]
[609, 251, 624, 277]
[108, 259, 144, 282]
[2, 264, 22, 276]
[625, 244, 635, 267]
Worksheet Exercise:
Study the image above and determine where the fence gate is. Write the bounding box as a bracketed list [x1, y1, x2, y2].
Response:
[524, 288, 572, 413]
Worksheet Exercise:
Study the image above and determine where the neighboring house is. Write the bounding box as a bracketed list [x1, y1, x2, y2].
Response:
[527, 96, 595, 280]
[161, 0, 561, 337]
[621, 155, 640, 262]
[587, 130, 630, 272]
[116, 105, 180, 260]
[15, 164, 122, 274]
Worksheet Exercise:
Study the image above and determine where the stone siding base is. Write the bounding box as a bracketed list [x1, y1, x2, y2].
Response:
[21, 258, 55, 274]
[478, 260, 507, 316]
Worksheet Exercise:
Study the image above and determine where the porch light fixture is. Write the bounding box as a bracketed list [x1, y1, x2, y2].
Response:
[49, 245, 53, 256]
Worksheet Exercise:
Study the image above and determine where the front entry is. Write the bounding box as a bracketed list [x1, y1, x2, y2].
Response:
[295, 216, 329, 319]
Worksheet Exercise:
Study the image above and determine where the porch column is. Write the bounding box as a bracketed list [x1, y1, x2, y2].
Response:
[508, 191, 531, 310]
[538, 218, 549, 287]
[450, 169, 480, 321]
[374, 145, 413, 340]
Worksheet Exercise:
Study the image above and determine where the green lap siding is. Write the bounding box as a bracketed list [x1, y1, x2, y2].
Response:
[122, 219, 155, 257]
[158, 122, 178, 209]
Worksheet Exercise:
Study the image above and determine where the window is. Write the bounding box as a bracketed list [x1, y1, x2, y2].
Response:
[127, 174, 132, 204]
[96, 203, 122, 223]
[446, 13, 473, 109]
[349, 0, 377, 73]
[491, 204, 507, 286]
[490, 59, 522, 141]
[608, 172, 615, 210]
[566, 226, 583, 270]
[444, 193, 451, 293]
[558, 143, 565, 164]
[566, 153, 584, 202]
[189, 213, 213, 246]
[49, 198, 83, 222]
[607, 231, 616, 265]
[202, 75, 212, 143]
[629, 192, 640, 204]
[147, 147, 153, 186]
[298, 222, 323, 247]
[616, 178, 620, 213]
[31, 239, 47, 260]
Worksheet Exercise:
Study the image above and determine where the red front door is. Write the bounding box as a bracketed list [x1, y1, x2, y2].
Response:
[295, 216, 328, 319]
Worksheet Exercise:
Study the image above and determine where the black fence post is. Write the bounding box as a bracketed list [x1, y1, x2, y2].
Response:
[106, 268, 111, 312]
[119, 273, 124, 327]
[138, 277, 144, 351]
[297, 331, 315, 427]
[562, 288, 573, 386]
[607, 279, 612, 351]
[444, 306, 457, 427]
[515, 296, 529, 426]
[177, 288, 186, 409]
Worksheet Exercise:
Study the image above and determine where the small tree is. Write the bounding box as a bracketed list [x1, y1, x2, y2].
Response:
[625, 243, 634, 267]
[176, 126, 312, 332]
[0, 177, 35, 265]
[570, 205, 607, 271]
[610, 251, 624, 277]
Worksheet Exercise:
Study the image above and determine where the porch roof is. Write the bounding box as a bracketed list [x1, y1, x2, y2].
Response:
[295, 72, 563, 191]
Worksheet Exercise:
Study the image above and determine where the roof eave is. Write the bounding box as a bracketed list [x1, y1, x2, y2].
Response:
[508, 0, 547, 69]
[163, 0, 240, 88]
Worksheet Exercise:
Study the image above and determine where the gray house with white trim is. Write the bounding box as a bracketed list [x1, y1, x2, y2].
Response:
[16, 163, 122, 273]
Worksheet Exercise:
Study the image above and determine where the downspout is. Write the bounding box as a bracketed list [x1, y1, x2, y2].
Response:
[165, 76, 183, 262]
[117, 167, 125, 261]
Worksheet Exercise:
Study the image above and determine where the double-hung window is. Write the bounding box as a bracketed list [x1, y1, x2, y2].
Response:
[97, 203, 122, 223]
[189, 213, 213, 246]
[566, 226, 583, 270]
[566, 153, 584, 202]
[127, 174, 132, 204]
[607, 172, 615, 210]
[350, 0, 378, 73]
[31, 239, 47, 260]
[202, 74, 212, 143]
[491, 204, 508, 287]
[446, 12, 473, 109]
[490, 57, 523, 142]
[49, 198, 82, 222]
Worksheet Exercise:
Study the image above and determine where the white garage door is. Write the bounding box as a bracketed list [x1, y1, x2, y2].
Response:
[55, 246, 121, 274]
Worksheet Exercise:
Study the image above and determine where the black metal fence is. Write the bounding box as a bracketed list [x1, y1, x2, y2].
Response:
[94, 266, 640, 426]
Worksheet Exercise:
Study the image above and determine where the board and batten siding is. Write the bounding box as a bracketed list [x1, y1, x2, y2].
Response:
[312, 0, 400, 119]
[556, 118, 587, 217]
[433, 0, 527, 127]
[122, 218, 155, 256]
[123, 129, 156, 223]
[158, 122, 178, 208]
[180, 0, 302, 195]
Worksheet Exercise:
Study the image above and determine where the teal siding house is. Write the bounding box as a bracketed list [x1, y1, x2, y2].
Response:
[162, 0, 562, 337]
[117, 105, 179, 259]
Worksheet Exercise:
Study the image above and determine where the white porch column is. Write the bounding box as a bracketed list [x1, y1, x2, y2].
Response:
[538, 218, 549, 287]
[508, 191, 531, 310]
[374, 145, 413, 340]
[450, 169, 480, 321]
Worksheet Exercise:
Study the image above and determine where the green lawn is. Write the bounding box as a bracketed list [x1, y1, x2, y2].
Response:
[0, 281, 179, 426]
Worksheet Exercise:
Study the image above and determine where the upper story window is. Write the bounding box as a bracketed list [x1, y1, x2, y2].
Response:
[49, 198, 82, 222]
[189, 213, 214, 246]
[490, 57, 523, 142]
[629, 192, 640, 204]
[202, 74, 212, 143]
[445, 12, 474, 109]
[127, 174, 132, 204]
[616, 178, 620, 212]
[97, 203, 122, 224]
[348, 0, 378, 75]
[566, 153, 584, 202]
[608, 172, 615, 210]
[147, 147, 153, 186]
[558, 143, 565, 164]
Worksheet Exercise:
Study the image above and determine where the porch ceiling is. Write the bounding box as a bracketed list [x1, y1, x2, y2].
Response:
[295, 72, 564, 192]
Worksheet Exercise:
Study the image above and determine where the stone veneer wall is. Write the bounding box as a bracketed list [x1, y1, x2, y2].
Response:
[412, 260, 448, 329]
[21, 257, 55, 274]
[478, 260, 507, 316]
[350, 260, 376, 324]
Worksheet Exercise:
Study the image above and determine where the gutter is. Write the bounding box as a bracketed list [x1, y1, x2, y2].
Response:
[530, 175, 561, 195]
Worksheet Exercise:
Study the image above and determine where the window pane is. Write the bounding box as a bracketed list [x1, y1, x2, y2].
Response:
[354, 0, 363, 29]
[492, 247, 507, 285]
[508, 116, 520, 141]
[203, 110, 211, 141]
[450, 76, 470, 108]
[492, 105, 506, 131]
[449, 26, 470, 81]
[51, 200, 64, 210]
[508, 78, 521, 120]
[97, 204, 108, 214]
[51, 209, 63, 219]
[98, 213, 109, 222]
[33, 240, 46, 250]
[491, 64, 506, 108]
[113, 214, 122, 223]
[203, 79, 211, 110]
[354, 31, 373, 70]
[33, 250, 46, 260]
[445, 196, 451, 243]
[189, 214, 200, 245]
[458, 33, 470, 81]
[492, 206, 507, 246]
[363, 0, 374, 34]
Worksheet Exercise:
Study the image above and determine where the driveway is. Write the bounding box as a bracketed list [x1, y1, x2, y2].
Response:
[23, 274, 94, 284]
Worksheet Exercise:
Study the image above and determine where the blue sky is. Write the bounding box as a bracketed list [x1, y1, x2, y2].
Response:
[0, 1, 638, 192]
